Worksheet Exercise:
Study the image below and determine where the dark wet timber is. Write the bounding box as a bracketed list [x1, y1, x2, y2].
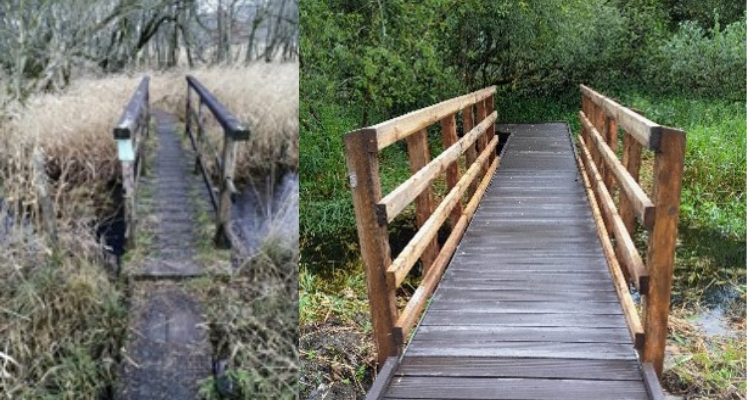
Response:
[376, 124, 655, 399]
[117, 111, 211, 399]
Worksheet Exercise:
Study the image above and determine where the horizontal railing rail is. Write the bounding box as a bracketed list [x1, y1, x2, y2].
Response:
[112, 76, 150, 245]
[345, 86, 499, 365]
[577, 85, 686, 379]
[185, 75, 250, 248]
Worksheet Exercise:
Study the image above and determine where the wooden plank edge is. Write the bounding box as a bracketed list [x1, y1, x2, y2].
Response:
[387, 136, 498, 287]
[578, 136, 649, 294]
[377, 111, 497, 224]
[395, 155, 500, 338]
[365, 356, 400, 400]
[372, 86, 496, 150]
[641, 363, 666, 400]
[575, 135, 646, 348]
[579, 111, 656, 229]
[580, 84, 662, 150]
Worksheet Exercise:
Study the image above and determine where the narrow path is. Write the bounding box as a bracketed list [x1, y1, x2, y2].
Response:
[117, 111, 211, 399]
[380, 123, 653, 399]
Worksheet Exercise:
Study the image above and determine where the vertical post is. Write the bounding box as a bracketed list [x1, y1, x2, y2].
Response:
[405, 129, 440, 275]
[642, 127, 686, 377]
[122, 159, 136, 247]
[620, 131, 643, 235]
[475, 99, 488, 177]
[463, 105, 477, 198]
[440, 114, 462, 228]
[603, 117, 618, 192]
[32, 149, 57, 248]
[215, 133, 238, 248]
[486, 94, 496, 163]
[345, 129, 398, 366]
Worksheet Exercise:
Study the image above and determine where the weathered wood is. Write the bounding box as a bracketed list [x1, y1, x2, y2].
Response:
[620, 131, 644, 235]
[32, 150, 57, 247]
[580, 111, 655, 229]
[405, 129, 440, 275]
[440, 114, 462, 227]
[214, 135, 237, 248]
[643, 127, 686, 377]
[369, 86, 495, 150]
[641, 363, 666, 400]
[486, 94, 496, 164]
[397, 357, 646, 381]
[575, 137, 645, 349]
[581, 85, 662, 150]
[578, 137, 649, 293]
[475, 98, 488, 177]
[344, 129, 399, 365]
[365, 357, 399, 400]
[605, 116, 619, 192]
[386, 377, 649, 399]
[395, 155, 499, 338]
[463, 105, 477, 198]
[377, 112, 497, 223]
[186, 76, 249, 140]
[114, 77, 149, 140]
[387, 136, 498, 288]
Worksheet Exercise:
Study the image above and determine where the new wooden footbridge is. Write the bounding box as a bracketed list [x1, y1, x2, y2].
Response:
[345, 85, 686, 399]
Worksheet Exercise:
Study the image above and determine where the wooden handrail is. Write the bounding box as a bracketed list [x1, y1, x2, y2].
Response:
[579, 111, 655, 229]
[184, 76, 250, 248]
[376, 111, 497, 224]
[580, 85, 662, 150]
[578, 85, 686, 379]
[363, 86, 495, 150]
[112, 76, 150, 245]
[345, 87, 498, 365]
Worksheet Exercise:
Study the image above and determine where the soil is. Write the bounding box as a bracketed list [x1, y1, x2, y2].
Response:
[300, 320, 377, 400]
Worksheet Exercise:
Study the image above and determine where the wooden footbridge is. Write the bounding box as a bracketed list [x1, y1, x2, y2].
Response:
[345, 86, 685, 399]
[110, 76, 249, 398]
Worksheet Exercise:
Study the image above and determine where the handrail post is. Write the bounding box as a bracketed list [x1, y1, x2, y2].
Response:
[345, 129, 399, 366]
[215, 134, 237, 248]
[643, 127, 686, 377]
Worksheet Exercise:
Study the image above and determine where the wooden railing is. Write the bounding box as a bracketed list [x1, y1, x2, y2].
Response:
[113, 76, 150, 246]
[345, 86, 499, 365]
[577, 85, 686, 378]
[184, 75, 249, 248]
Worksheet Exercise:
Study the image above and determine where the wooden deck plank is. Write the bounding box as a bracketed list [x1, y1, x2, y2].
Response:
[411, 326, 631, 343]
[385, 377, 649, 399]
[397, 357, 644, 381]
[420, 311, 629, 328]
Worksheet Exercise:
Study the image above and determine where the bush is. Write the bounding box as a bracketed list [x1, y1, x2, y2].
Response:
[648, 19, 746, 99]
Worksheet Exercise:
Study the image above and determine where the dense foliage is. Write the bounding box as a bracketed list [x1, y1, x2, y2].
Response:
[300, 0, 745, 250]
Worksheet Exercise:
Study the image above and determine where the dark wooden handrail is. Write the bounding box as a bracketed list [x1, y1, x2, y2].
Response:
[184, 76, 250, 248]
[112, 76, 150, 245]
[186, 76, 249, 140]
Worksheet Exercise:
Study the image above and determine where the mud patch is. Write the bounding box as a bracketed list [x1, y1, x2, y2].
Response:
[300, 322, 376, 400]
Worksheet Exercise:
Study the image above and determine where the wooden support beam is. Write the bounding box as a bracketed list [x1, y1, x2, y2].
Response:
[580, 111, 655, 229]
[215, 135, 238, 248]
[387, 136, 498, 288]
[463, 105, 477, 198]
[578, 137, 649, 293]
[476, 98, 488, 177]
[396, 154, 500, 339]
[377, 112, 497, 223]
[365, 357, 401, 400]
[581, 85, 662, 150]
[575, 140, 645, 349]
[344, 129, 399, 365]
[369, 86, 496, 150]
[643, 127, 686, 378]
[440, 114, 462, 227]
[405, 129, 440, 275]
[620, 131, 644, 235]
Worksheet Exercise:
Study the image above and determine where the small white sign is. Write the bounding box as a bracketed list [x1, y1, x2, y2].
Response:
[117, 139, 135, 161]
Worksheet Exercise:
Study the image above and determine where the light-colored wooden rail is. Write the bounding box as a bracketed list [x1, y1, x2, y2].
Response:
[112, 76, 150, 246]
[578, 85, 686, 379]
[345, 86, 498, 365]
